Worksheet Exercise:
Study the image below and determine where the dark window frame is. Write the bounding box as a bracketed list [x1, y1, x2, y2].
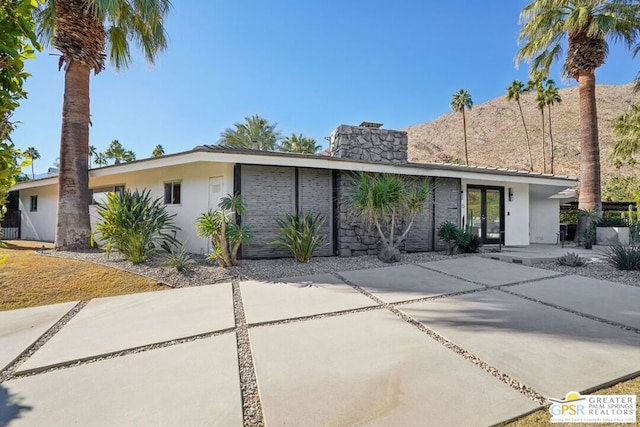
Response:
[29, 195, 38, 212]
[164, 181, 182, 205]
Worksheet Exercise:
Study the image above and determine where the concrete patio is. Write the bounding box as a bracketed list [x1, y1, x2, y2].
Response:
[1, 255, 639, 426]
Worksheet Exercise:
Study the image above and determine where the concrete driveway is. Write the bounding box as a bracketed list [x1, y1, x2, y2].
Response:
[1, 257, 640, 426]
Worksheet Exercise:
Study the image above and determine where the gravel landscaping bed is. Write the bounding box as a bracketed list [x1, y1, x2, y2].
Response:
[47, 247, 640, 288]
[536, 258, 640, 287]
[47, 249, 472, 287]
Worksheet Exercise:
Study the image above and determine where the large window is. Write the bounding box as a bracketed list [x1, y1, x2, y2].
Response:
[164, 181, 181, 205]
[30, 195, 38, 212]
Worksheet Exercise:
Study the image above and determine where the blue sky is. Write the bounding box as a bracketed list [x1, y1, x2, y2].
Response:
[13, 0, 640, 174]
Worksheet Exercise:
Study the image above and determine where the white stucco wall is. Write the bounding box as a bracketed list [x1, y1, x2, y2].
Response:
[529, 196, 560, 244]
[18, 162, 233, 254]
[89, 162, 234, 254]
[460, 179, 530, 246]
[18, 184, 58, 242]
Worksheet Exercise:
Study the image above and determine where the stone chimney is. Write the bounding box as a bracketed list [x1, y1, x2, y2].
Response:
[329, 122, 408, 164]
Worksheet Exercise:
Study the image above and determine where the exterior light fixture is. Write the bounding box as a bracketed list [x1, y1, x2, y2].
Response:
[508, 188, 514, 202]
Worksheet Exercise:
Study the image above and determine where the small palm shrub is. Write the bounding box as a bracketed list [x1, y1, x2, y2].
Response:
[437, 221, 459, 255]
[602, 244, 640, 271]
[557, 252, 585, 267]
[195, 194, 253, 267]
[164, 246, 194, 272]
[93, 189, 180, 264]
[271, 212, 326, 262]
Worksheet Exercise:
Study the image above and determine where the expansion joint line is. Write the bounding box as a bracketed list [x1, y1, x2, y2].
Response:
[332, 272, 548, 406]
[414, 262, 566, 289]
[231, 280, 265, 427]
[498, 287, 640, 335]
[0, 300, 89, 383]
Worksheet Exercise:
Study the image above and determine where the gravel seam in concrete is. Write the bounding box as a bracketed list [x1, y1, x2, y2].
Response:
[332, 271, 549, 406]
[232, 280, 265, 427]
[0, 301, 88, 383]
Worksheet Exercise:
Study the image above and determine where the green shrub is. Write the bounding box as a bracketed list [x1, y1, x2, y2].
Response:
[271, 212, 326, 262]
[163, 246, 194, 272]
[93, 189, 180, 264]
[557, 252, 585, 267]
[457, 229, 483, 253]
[437, 221, 459, 255]
[595, 216, 629, 227]
[560, 210, 579, 224]
[195, 194, 253, 267]
[602, 245, 640, 271]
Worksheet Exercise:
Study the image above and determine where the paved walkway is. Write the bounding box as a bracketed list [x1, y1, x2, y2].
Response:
[1, 256, 640, 426]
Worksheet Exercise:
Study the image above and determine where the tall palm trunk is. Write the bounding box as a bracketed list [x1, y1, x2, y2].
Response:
[517, 99, 533, 171]
[577, 70, 602, 215]
[540, 107, 546, 173]
[55, 60, 92, 250]
[548, 104, 555, 174]
[462, 108, 468, 165]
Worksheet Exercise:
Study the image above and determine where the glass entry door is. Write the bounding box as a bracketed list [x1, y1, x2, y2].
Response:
[466, 186, 504, 244]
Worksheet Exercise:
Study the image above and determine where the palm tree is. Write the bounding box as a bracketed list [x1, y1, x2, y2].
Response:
[279, 134, 321, 154]
[543, 80, 562, 174]
[534, 83, 547, 173]
[24, 147, 40, 179]
[506, 80, 534, 172]
[94, 152, 108, 167]
[517, 0, 640, 220]
[152, 144, 164, 157]
[450, 89, 473, 165]
[610, 103, 640, 167]
[124, 150, 136, 162]
[219, 115, 281, 151]
[105, 140, 135, 164]
[88, 145, 97, 168]
[35, 0, 171, 250]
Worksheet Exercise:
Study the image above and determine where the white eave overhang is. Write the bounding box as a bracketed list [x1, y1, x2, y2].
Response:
[11, 149, 578, 191]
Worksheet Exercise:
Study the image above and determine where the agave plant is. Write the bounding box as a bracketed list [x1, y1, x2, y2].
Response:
[272, 212, 326, 262]
[195, 194, 253, 267]
[93, 189, 180, 263]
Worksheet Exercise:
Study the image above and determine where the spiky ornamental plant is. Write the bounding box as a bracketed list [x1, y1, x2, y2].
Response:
[348, 172, 429, 263]
[195, 194, 253, 267]
[272, 212, 326, 262]
[93, 189, 180, 263]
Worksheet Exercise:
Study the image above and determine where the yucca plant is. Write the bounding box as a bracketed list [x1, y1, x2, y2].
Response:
[93, 189, 180, 264]
[163, 245, 194, 272]
[272, 212, 326, 262]
[601, 244, 640, 271]
[348, 172, 429, 263]
[195, 194, 253, 267]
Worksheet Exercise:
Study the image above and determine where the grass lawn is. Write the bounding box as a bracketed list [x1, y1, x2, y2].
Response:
[0, 240, 166, 311]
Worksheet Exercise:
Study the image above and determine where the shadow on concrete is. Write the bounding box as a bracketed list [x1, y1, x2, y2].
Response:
[0, 384, 32, 426]
[399, 289, 640, 349]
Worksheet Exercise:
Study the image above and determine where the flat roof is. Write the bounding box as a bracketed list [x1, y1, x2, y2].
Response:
[11, 145, 577, 191]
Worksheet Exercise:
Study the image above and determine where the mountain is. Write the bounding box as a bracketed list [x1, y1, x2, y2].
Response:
[405, 83, 640, 186]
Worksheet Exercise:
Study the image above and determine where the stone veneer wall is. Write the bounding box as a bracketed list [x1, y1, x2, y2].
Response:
[336, 172, 436, 256]
[330, 125, 408, 164]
